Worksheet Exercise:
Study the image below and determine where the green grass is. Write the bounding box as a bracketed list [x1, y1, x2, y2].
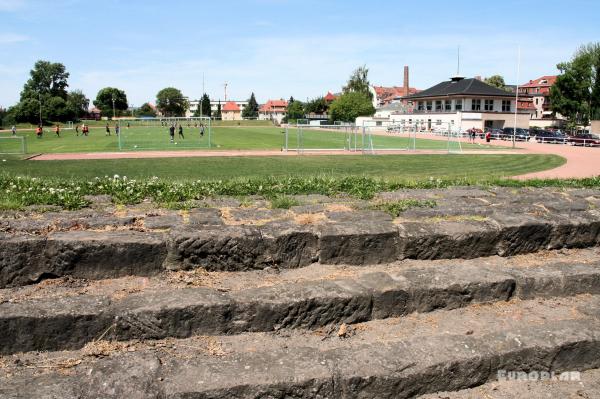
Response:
[0, 154, 565, 181]
[0, 125, 507, 154]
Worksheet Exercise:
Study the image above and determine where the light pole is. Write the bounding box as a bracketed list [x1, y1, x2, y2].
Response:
[38, 92, 42, 126]
[112, 96, 116, 120]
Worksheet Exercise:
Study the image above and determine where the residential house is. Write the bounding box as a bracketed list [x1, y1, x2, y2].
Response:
[259, 99, 288, 124]
[221, 101, 242, 121]
[517, 76, 565, 127]
[369, 66, 420, 108]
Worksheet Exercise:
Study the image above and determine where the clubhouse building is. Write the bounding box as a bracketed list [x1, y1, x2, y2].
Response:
[357, 76, 530, 130]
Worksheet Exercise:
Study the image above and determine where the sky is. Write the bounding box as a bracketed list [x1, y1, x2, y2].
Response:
[1, 0, 599, 108]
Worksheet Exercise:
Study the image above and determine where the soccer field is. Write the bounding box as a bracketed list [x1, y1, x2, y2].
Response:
[0, 125, 506, 154]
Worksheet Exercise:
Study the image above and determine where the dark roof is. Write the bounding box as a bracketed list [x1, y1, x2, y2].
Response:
[406, 78, 514, 100]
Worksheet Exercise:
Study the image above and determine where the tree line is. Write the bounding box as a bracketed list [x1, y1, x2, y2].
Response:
[2, 60, 378, 127]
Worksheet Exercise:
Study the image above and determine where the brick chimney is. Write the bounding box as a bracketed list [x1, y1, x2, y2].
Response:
[403, 66, 409, 97]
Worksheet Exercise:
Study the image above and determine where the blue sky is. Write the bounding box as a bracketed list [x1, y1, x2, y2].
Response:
[1, 0, 599, 108]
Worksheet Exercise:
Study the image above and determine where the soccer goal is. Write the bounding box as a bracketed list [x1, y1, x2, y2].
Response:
[360, 120, 417, 154]
[0, 136, 27, 155]
[284, 123, 360, 153]
[117, 117, 211, 151]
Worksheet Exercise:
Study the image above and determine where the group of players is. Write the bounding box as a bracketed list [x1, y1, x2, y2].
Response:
[18, 121, 207, 144]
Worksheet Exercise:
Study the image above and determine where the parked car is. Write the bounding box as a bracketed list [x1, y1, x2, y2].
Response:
[489, 128, 504, 140]
[502, 127, 530, 141]
[535, 130, 568, 144]
[568, 133, 600, 147]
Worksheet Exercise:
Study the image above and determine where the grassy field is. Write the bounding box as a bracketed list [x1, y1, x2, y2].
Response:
[0, 154, 565, 181]
[0, 125, 507, 154]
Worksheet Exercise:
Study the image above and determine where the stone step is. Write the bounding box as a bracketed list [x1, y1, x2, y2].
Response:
[3, 206, 600, 288]
[1, 295, 599, 398]
[1, 249, 599, 354]
[418, 368, 600, 398]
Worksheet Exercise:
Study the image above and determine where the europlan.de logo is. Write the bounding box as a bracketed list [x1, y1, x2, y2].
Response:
[497, 370, 581, 382]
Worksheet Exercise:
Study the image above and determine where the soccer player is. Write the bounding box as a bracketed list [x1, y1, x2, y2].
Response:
[54, 124, 60, 137]
[75, 124, 79, 136]
[82, 124, 89, 136]
[36, 125, 43, 138]
[169, 124, 175, 143]
[115, 124, 120, 136]
[200, 123, 205, 137]
[11, 125, 16, 136]
[127, 122, 130, 129]
[106, 123, 111, 136]
[178, 124, 184, 139]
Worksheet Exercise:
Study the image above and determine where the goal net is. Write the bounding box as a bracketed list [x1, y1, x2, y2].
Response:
[360, 120, 417, 154]
[0, 136, 27, 155]
[284, 122, 360, 153]
[117, 117, 211, 151]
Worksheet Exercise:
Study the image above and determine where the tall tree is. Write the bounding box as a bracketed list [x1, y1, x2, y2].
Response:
[94, 87, 128, 118]
[286, 100, 304, 120]
[484, 75, 506, 90]
[215, 100, 222, 119]
[288, 96, 295, 104]
[156, 87, 188, 117]
[136, 102, 157, 117]
[66, 90, 89, 120]
[14, 60, 71, 123]
[192, 94, 211, 117]
[551, 42, 600, 126]
[242, 92, 259, 118]
[304, 97, 328, 114]
[343, 65, 373, 99]
[328, 92, 375, 123]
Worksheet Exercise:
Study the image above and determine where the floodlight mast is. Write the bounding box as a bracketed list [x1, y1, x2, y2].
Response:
[513, 46, 521, 149]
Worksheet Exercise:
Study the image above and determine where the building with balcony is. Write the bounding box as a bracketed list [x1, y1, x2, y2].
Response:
[357, 76, 530, 130]
[516, 76, 565, 127]
[259, 99, 288, 123]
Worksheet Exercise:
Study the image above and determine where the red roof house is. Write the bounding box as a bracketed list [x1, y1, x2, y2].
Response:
[222, 101, 242, 120]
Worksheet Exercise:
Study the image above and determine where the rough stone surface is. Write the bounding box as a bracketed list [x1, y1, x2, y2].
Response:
[1, 296, 600, 398]
[2, 255, 599, 354]
[0, 231, 167, 288]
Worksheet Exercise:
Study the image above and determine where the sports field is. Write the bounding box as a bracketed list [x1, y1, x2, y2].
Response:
[0, 125, 506, 154]
[0, 154, 565, 181]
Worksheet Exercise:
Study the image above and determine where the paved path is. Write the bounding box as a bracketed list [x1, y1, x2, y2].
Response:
[410, 132, 600, 179]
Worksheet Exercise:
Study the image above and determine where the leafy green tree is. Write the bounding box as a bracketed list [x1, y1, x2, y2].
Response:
[484, 75, 506, 90]
[288, 96, 295, 104]
[551, 42, 600, 125]
[304, 97, 328, 114]
[94, 87, 128, 118]
[136, 102, 157, 117]
[328, 92, 375, 123]
[13, 60, 72, 123]
[193, 93, 211, 117]
[242, 92, 259, 118]
[286, 100, 304, 120]
[215, 100, 222, 119]
[66, 90, 89, 120]
[343, 65, 373, 99]
[156, 87, 188, 117]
